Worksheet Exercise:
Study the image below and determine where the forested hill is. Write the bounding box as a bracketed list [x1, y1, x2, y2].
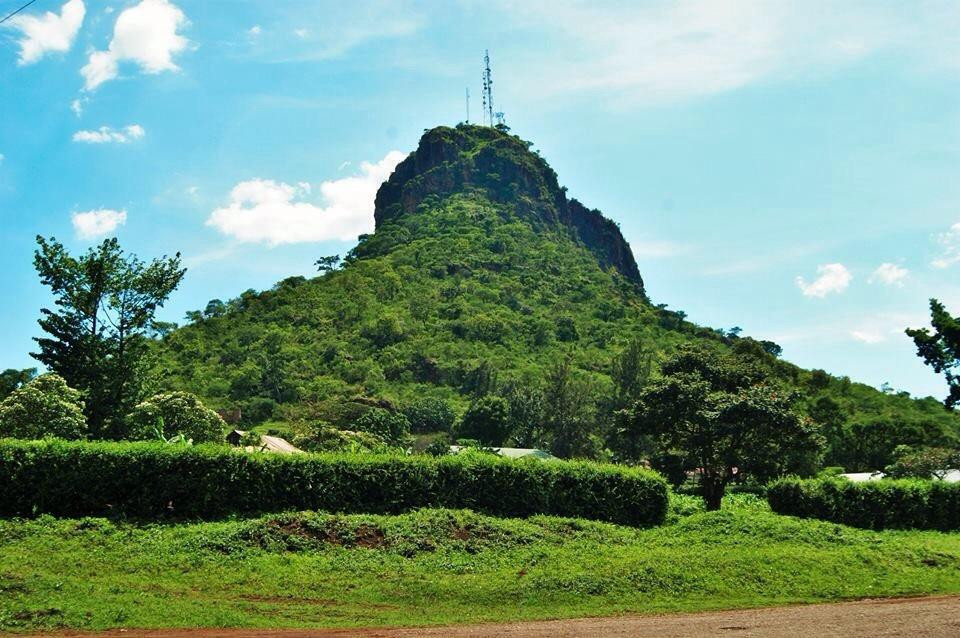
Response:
[154, 124, 960, 469]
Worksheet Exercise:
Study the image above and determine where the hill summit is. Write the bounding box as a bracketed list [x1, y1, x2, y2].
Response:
[374, 125, 643, 290]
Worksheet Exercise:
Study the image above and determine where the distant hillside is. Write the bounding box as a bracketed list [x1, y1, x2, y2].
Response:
[154, 124, 959, 469]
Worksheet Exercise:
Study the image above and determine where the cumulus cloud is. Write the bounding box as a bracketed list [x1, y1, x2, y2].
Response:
[868, 263, 908, 286]
[207, 151, 405, 245]
[932, 222, 960, 269]
[248, 25, 261, 36]
[72, 208, 127, 239]
[795, 263, 852, 298]
[6, 0, 85, 65]
[72, 124, 145, 144]
[81, 0, 188, 91]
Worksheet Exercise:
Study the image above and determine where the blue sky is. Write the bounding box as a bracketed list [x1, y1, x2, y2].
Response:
[2, 0, 960, 399]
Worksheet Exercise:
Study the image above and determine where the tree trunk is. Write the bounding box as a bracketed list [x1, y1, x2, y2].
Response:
[702, 475, 725, 511]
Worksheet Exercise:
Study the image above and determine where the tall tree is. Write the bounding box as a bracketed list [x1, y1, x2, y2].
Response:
[625, 347, 821, 510]
[32, 236, 185, 438]
[0, 367, 36, 400]
[907, 299, 960, 408]
[543, 356, 596, 458]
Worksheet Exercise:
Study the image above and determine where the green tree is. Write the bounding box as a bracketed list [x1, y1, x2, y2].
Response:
[625, 347, 821, 510]
[0, 367, 36, 400]
[353, 408, 411, 446]
[457, 395, 512, 446]
[402, 397, 456, 433]
[543, 356, 596, 458]
[502, 379, 545, 448]
[885, 445, 960, 479]
[610, 337, 653, 411]
[315, 254, 342, 273]
[907, 299, 960, 408]
[32, 236, 185, 438]
[0, 373, 87, 440]
[126, 391, 226, 444]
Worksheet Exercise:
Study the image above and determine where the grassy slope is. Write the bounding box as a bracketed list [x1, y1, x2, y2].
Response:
[3, 498, 960, 632]
[154, 189, 959, 467]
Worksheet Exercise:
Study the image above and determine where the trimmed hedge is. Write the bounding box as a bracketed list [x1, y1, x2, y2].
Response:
[0, 439, 668, 526]
[767, 476, 960, 531]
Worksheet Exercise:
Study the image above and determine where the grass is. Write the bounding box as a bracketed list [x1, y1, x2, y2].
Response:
[2, 496, 960, 633]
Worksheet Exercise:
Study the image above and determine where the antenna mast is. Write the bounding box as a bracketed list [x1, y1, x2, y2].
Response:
[482, 49, 494, 126]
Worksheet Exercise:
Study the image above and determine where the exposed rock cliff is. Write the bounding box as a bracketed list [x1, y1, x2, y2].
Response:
[373, 125, 644, 292]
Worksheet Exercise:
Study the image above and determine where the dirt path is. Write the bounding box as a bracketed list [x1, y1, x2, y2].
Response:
[38, 595, 960, 638]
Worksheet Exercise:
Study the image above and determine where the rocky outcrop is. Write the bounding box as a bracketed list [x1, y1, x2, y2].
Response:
[373, 125, 644, 292]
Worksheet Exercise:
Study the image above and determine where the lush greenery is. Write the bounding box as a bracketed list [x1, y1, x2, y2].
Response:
[32, 236, 185, 439]
[125, 391, 227, 444]
[623, 347, 822, 509]
[768, 476, 960, 530]
[0, 439, 667, 525]
[0, 368, 35, 401]
[0, 374, 86, 440]
[150, 125, 960, 475]
[3, 498, 960, 632]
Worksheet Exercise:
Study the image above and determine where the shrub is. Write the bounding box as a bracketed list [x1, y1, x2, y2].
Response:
[403, 397, 456, 433]
[0, 374, 86, 440]
[126, 392, 226, 444]
[291, 422, 392, 453]
[457, 395, 511, 446]
[0, 439, 669, 526]
[352, 408, 410, 446]
[767, 476, 960, 531]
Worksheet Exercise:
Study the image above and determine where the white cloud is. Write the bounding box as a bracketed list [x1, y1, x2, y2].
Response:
[496, 0, 960, 105]
[868, 262, 908, 287]
[6, 0, 85, 65]
[248, 25, 261, 36]
[293, 28, 308, 39]
[932, 222, 960, 269]
[850, 329, 885, 344]
[796, 263, 852, 298]
[72, 124, 145, 144]
[81, 0, 188, 91]
[70, 98, 86, 116]
[71, 208, 127, 239]
[207, 151, 406, 245]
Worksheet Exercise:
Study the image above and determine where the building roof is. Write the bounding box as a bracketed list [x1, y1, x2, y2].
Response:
[227, 429, 302, 454]
[842, 470, 960, 483]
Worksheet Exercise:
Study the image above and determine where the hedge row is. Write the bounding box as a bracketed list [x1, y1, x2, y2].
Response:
[0, 439, 668, 526]
[767, 476, 960, 531]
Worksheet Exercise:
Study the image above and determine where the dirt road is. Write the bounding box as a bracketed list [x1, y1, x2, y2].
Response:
[39, 595, 960, 638]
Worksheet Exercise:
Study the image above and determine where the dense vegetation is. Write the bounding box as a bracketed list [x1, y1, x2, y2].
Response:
[768, 476, 960, 531]
[3, 498, 960, 632]
[150, 124, 959, 475]
[0, 439, 667, 525]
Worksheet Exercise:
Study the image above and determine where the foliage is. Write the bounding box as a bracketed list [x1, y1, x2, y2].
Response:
[0, 439, 668, 526]
[402, 397, 456, 433]
[457, 395, 511, 446]
[32, 236, 185, 439]
[768, 476, 960, 530]
[624, 347, 822, 509]
[352, 408, 411, 446]
[543, 356, 598, 458]
[885, 445, 960, 479]
[0, 367, 36, 401]
[0, 374, 87, 440]
[125, 391, 226, 444]
[290, 422, 393, 454]
[907, 298, 960, 408]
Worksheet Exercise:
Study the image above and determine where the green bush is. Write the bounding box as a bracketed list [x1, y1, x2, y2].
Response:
[352, 408, 410, 446]
[767, 476, 960, 531]
[0, 374, 86, 440]
[403, 397, 456, 433]
[126, 392, 225, 444]
[457, 395, 511, 446]
[0, 439, 668, 526]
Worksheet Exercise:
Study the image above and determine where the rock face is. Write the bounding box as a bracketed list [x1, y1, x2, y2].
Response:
[373, 125, 644, 292]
